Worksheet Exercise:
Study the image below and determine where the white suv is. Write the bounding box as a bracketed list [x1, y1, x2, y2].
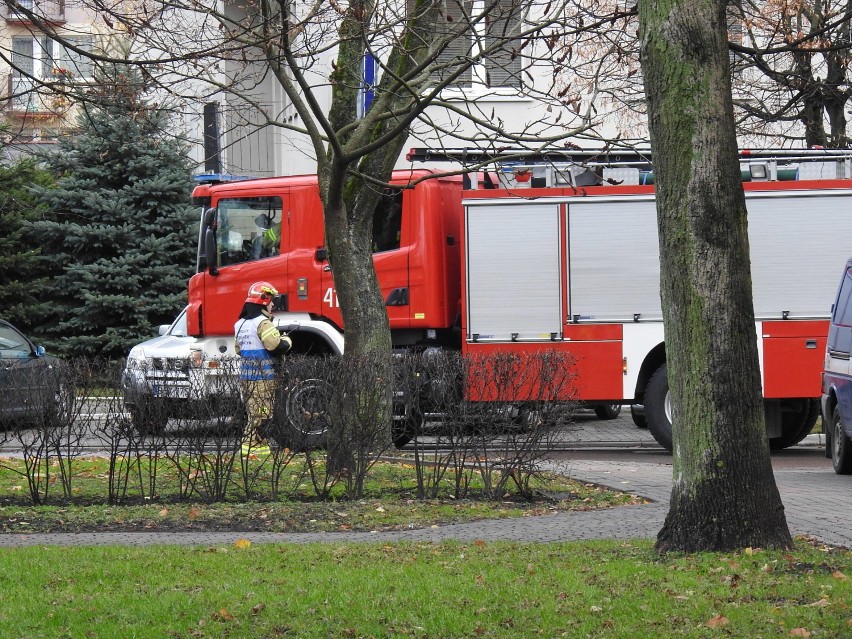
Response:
[121, 308, 241, 434]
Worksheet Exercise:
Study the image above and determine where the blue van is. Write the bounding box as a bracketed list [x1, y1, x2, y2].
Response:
[821, 258, 852, 474]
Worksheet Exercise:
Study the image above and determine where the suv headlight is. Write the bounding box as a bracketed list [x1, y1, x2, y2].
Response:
[126, 346, 147, 370]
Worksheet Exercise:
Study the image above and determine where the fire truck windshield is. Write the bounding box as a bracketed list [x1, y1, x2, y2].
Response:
[214, 196, 283, 267]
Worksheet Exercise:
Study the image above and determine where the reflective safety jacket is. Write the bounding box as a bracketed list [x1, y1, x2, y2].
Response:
[234, 314, 291, 381]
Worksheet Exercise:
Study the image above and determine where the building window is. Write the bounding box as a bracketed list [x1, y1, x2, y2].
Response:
[413, 0, 524, 89]
[9, 35, 94, 112]
[11, 35, 94, 82]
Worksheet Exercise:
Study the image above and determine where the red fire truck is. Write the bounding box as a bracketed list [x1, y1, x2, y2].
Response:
[184, 149, 852, 450]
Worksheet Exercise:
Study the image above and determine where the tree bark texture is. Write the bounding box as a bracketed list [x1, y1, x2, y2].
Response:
[319, 0, 441, 470]
[638, 0, 793, 552]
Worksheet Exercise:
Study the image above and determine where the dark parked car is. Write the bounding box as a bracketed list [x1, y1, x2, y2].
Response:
[0, 319, 70, 427]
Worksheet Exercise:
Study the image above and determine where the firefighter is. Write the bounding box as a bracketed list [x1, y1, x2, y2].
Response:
[234, 281, 292, 456]
[252, 214, 281, 259]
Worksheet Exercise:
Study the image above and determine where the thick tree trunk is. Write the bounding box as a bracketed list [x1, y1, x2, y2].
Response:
[322, 176, 393, 472]
[318, 0, 441, 473]
[638, 0, 793, 552]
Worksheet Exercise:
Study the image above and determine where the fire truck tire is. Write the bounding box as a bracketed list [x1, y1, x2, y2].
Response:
[272, 379, 331, 452]
[593, 403, 622, 420]
[645, 364, 673, 451]
[768, 398, 819, 450]
[630, 406, 648, 429]
[130, 402, 168, 436]
[830, 406, 852, 474]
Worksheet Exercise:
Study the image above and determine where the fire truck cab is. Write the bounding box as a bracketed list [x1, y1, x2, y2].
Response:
[188, 170, 465, 354]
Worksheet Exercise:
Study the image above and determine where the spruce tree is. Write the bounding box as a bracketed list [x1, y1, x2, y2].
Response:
[0, 156, 54, 330]
[29, 63, 198, 359]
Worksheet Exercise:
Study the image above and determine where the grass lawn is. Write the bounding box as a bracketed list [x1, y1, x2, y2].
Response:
[0, 539, 849, 638]
[0, 457, 644, 533]
[1, 457, 849, 637]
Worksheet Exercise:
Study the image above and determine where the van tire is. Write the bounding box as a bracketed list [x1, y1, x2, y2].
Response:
[831, 406, 852, 474]
[130, 402, 168, 436]
[630, 406, 648, 429]
[270, 378, 331, 451]
[645, 364, 673, 451]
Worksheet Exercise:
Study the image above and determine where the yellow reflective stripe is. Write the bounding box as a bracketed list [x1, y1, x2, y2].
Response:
[260, 326, 279, 340]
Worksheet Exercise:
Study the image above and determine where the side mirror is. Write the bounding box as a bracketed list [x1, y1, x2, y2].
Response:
[203, 207, 217, 229]
[34, 345, 46, 357]
[204, 227, 219, 276]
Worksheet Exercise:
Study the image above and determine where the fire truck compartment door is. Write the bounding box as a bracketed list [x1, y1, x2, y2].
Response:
[465, 202, 562, 341]
[568, 197, 662, 322]
[745, 191, 852, 319]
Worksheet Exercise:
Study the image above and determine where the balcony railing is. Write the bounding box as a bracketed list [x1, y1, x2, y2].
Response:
[2, 0, 66, 24]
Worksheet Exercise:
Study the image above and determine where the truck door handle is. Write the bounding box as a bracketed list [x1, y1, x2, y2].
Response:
[805, 339, 817, 349]
[323, 265, 331, 272]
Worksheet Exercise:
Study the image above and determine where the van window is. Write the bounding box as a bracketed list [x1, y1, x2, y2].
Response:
[835, 267, 852, 327]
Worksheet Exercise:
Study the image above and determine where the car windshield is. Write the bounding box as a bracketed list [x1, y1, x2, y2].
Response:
[169, 310, 188, 337]
[0, 323, 31, 357]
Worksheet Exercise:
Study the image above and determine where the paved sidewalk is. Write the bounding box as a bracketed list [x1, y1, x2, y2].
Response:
[2, 456, 848, 548]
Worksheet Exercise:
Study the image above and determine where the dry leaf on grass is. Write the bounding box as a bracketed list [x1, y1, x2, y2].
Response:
[706, 615, 729, 629]
[212, 608, 234, 622]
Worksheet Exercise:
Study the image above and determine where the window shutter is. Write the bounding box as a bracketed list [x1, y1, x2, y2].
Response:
[40, 37, 57, 78]
[63, 36, 94, 78]
[436, 0, 473, 85]
[484, 0, 523, 88]
[11, 38, 34, 77]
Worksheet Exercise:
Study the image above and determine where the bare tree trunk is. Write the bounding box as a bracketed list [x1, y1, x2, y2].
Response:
[321, 170, 394, 471]
[638, 0, 793, 552]
[319, 0, 441, 471]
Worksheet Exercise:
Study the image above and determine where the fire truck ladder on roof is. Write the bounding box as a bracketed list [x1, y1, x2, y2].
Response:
[406, 147, 852, 189]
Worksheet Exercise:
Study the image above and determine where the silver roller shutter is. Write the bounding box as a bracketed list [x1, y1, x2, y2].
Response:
[465, 202, 562, 341]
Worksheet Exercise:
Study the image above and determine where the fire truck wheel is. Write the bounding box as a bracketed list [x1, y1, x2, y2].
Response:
[645, 364, 673, 451]
[593, 403, 622, 420]
[630, 406, 648, 429]
[273, 379, 331, 452]
[768, 398, 819, 450]
[830, 406, 852, 474]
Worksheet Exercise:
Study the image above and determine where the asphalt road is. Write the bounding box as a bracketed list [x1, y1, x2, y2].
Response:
[0, 403, 830, 457]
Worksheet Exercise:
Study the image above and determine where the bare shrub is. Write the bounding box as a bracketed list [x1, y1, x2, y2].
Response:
[78, 359, 158, 503]
[399, 350, 578, 500]
[0, 351, 578, 506]
[1, 360, 78, 503]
